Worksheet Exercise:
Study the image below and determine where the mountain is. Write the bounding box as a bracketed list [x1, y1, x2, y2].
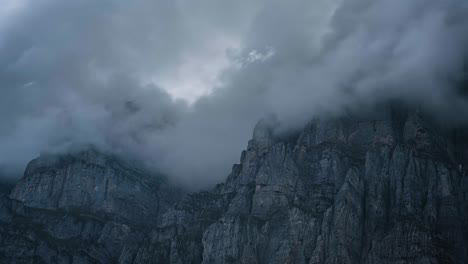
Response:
[1, 104, 467, 263]
[10, 148, 177, 225]
[0, 149, 181, 263]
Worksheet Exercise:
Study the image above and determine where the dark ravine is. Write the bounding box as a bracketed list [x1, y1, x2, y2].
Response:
[1, 104, 468, 264]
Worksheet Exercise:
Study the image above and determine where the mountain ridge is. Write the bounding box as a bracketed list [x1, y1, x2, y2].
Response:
[1, 103, 468, 263]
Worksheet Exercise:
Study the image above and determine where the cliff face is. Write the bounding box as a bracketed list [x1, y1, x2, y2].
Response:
[1, 105, 468, 263]
[10, 149, 176, 225]
[0, 149, 181, 263]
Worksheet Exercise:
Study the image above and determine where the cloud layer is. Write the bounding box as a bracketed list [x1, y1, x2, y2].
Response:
[1, 0, 467, 188]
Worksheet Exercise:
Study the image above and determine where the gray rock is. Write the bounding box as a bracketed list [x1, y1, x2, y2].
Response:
[2, 104, 468, 264]
[10, 148, 177, 225]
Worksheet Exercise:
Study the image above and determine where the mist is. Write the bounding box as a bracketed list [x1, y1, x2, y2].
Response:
[1, 0, 467, 189]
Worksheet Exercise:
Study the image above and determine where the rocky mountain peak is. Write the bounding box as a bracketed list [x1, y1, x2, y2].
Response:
[10, 148, 179, 225]
[1, 104, 468, 263]
[251, 117, 278, 149]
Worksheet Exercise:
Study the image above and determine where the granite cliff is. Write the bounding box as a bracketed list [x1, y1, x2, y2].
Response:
[1, 104, 467, 263]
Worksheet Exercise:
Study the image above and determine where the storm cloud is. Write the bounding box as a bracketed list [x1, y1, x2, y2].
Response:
[1, 0, 467, 188]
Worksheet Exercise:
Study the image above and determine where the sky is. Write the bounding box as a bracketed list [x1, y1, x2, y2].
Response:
[1, 0, 468, 188]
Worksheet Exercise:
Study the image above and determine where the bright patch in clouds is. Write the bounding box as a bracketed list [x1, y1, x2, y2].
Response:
[151, 35, 241, 103]
[232, 46, 276, 70]
[154, 44, 277, 103]
[0, 0, 26, 32]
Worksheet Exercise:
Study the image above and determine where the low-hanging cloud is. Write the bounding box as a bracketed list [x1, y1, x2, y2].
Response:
[1, 0, 467, 189]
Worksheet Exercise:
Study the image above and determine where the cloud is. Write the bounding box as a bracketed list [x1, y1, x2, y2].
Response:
[0, 0, 467, 188]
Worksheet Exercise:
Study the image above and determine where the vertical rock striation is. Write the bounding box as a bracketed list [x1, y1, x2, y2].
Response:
[1, 104, 468, 263]
[10, 148, 177, 225]
[134, 105, 468, 264]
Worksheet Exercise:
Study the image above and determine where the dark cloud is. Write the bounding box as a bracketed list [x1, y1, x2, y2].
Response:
[1, 0, 467, 189]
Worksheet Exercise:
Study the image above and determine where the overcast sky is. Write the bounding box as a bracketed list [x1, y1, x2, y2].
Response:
[1, 0, 468, 188]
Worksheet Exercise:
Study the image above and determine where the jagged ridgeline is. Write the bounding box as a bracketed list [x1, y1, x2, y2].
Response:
[1, 104, 468, 264]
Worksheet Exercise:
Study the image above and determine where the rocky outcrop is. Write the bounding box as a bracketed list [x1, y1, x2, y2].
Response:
[0, 149, 181, 263]
[128, 105, 468, 264]
[1, 104, 468, 263]
[10, 148, 178, 225]
[0, 196, 139, 263]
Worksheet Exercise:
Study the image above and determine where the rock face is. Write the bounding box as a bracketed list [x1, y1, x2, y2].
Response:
[10, 149, 176, 224]
[0, 149, 181, 263]
[1, 104, 468, 263]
